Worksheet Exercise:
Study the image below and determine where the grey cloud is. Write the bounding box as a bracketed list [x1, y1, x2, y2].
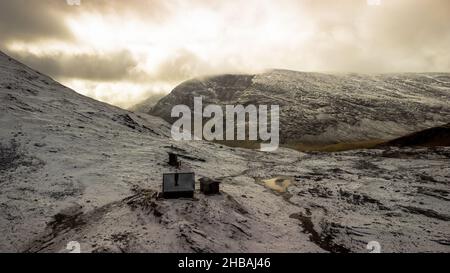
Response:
[9, 50, 147, 82]
[152, 49, 250, 83]
[153, 50, 213, 82]
[297, 0, 450, 72]
[0, 0, 171, 46]
[0, 0, 74, 44]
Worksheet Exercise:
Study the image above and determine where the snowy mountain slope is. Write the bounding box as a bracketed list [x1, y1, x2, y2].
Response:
[128, 92, 166, 113]
[1, 51, 449, 253]
[147, 70, 450, 144]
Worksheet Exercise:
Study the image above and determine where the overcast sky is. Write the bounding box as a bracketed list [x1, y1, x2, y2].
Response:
[1, 0, 449, 108]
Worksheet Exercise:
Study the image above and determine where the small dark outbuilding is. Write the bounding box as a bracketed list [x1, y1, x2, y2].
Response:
[163, 172, 195, 199]
[168, 152, 180, 168]
[199, 177, 221, 195]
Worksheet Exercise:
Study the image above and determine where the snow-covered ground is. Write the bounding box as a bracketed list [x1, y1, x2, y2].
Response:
[1, 51, 449, 253]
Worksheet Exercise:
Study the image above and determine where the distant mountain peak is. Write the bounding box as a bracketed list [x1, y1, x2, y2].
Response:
[146, 70, 450, 144]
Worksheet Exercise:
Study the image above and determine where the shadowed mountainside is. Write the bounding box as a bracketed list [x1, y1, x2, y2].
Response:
[384, 123, 450, 147]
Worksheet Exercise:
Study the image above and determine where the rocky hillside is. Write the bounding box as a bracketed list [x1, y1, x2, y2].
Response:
[146, 70, 450, 144]
[385, 123, 450, 147]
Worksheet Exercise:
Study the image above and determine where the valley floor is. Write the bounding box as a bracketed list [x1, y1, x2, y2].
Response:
[2, 122, 449, 252]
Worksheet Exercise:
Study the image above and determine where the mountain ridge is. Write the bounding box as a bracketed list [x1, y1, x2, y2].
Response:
[143, 70, 450, 145]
